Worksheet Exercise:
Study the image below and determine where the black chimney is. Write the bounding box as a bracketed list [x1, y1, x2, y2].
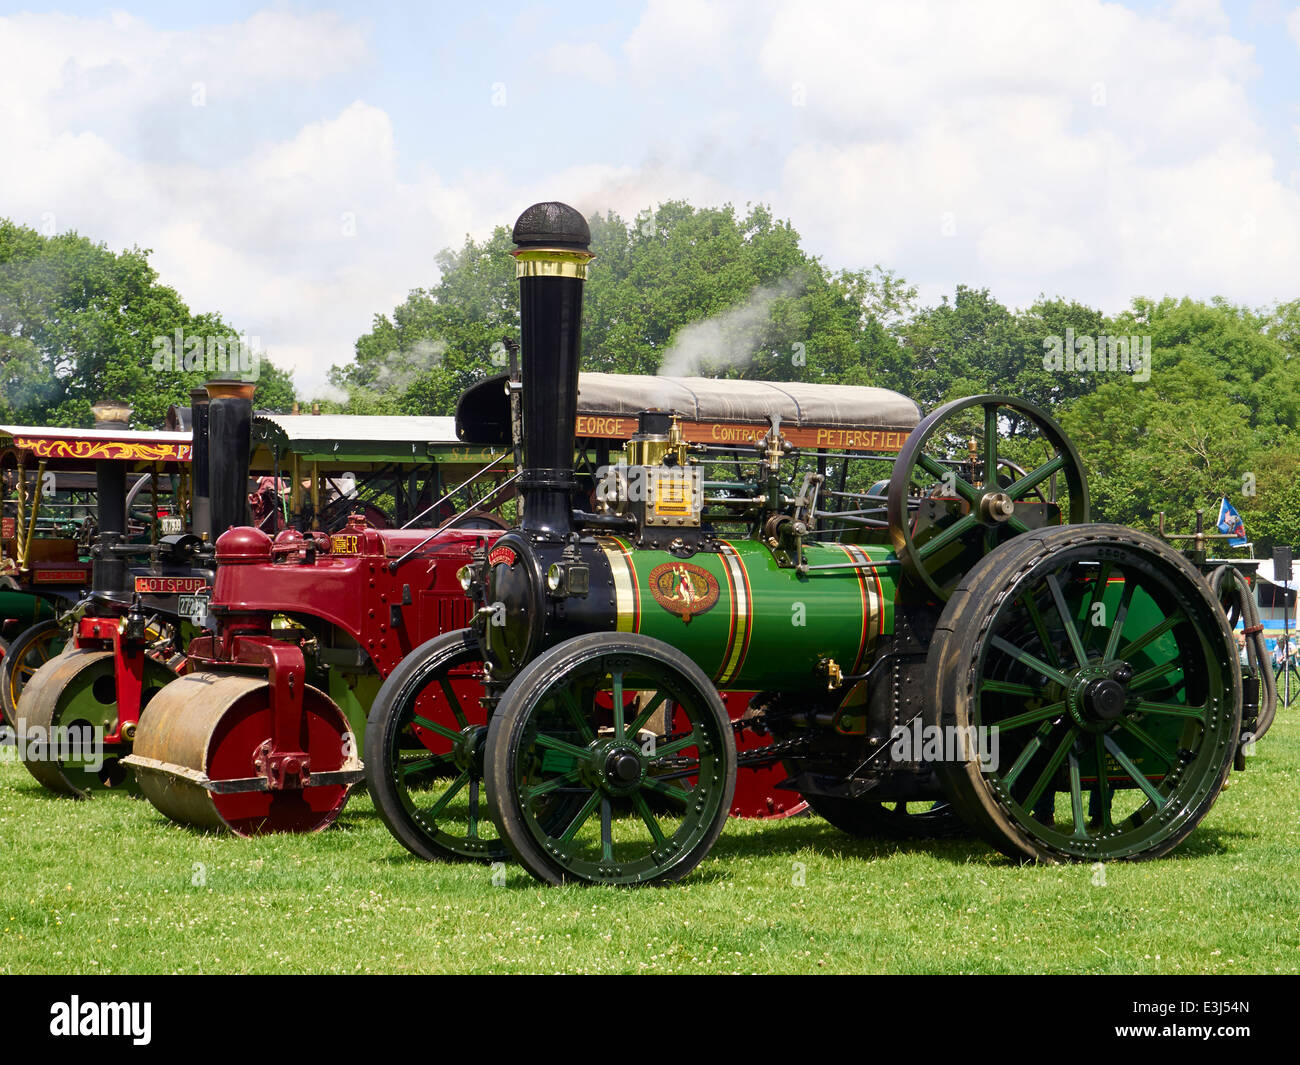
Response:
[189, 387, 211, 539]
[90, 459, 128, 599]
[206, 379, 255, 537]
[511, 201, 592, 537]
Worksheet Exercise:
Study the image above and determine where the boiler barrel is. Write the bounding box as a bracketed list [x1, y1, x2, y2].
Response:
[597, 538, 896, 692]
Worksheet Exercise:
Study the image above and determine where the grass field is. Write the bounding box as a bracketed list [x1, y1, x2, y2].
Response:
[1, 709, 1297, 975]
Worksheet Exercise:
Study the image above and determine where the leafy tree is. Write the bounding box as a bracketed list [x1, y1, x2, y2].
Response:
[250, 361, 297, 414]
[0, 219, 294, 427]
[339, 202, 903, 414]
[881, 286, 1116, 416]
[1060, 297, 1300, 550]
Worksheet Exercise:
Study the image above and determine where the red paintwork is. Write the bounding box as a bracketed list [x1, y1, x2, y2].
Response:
[215, 526, 274, 564]
[724, 691, 808, 820]
[74, 615, 148, 743]
[192, 514, 805, 819]
[176, 515, 498, 809]
[205, 682, 352, 834]
[199, 518, 494, 679]
[219, 636, 310, 786]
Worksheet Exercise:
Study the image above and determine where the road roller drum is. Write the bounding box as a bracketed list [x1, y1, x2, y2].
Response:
[125, 671, 362, 835]
[17, 649, 174, 797]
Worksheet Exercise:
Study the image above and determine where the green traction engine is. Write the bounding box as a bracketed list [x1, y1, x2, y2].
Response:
[364, 202, 1270, 886]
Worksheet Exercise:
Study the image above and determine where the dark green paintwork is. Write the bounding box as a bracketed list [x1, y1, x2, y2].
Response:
[609, 538, 898, 692]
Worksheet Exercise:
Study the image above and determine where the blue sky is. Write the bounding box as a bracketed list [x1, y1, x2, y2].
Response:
[2, 1, 1298, 394]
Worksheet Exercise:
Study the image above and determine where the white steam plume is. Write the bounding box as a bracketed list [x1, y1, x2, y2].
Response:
[657, 275, 806, 379]
[369, 337, 449, 392]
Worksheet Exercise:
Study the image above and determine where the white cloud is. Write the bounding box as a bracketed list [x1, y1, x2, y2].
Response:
[739, 0, 1300, 309]
[0, 10, 389, 392]
[545, 41, 618, 86]
[623, 0, 753, 76]
[1169, 0, 1232, 31]
[3, 1, 1299, 399]
[0, 10, 367, 139]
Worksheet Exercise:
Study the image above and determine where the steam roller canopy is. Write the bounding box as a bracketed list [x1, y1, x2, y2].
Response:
[128, 672, 359, 835]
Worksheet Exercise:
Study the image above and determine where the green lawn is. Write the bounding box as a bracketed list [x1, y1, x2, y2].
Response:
[1, 711, 1297, 975]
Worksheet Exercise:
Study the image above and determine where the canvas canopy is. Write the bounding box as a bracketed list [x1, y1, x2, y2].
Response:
[456, 372, 921, 452]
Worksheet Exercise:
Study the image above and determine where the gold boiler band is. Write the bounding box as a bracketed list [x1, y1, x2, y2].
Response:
[599, 537, 638, 632]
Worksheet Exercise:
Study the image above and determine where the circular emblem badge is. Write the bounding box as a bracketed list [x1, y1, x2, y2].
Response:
[647, 562, 720, 623]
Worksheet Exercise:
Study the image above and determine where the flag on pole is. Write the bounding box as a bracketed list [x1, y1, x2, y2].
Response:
[1216, 497, 1248, 547]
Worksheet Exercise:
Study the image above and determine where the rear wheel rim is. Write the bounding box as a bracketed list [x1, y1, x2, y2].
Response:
[2, 620, 64, 725]
[965, 541, 1237, 859]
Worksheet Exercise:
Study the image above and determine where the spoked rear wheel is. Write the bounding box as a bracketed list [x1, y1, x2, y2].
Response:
[485, 634, 736, 886]
[927, 524, 1240, 863]
[366, 628, 510, 861]
[1, 619, 66, 727]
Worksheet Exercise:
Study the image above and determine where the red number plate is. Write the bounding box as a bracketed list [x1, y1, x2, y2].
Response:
[134, 576, 208, 594]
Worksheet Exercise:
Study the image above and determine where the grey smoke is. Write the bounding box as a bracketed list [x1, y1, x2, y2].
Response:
[306, 337, 448, 408]
[370, 337, 449, 391]
[657, 275, 807, 379]
[308, 383, 350, 405]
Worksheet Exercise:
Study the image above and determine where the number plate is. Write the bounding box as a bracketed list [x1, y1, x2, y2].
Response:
[135, 575, 207, 594]
[331, 534, 360, 554]
[179, 594, 209, 624]
[159, 516, 183, 535]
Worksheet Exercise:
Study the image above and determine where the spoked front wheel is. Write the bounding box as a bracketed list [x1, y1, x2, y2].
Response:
[366, 628, 509, 861]
[485, 634, 737, 886]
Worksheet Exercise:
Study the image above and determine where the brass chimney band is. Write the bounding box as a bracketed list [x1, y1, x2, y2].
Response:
[511, 247, 595, 280]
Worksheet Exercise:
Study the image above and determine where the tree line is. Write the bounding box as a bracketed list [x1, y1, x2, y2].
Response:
[0, 219, 293, 429]
[4, 206, 1299, 549]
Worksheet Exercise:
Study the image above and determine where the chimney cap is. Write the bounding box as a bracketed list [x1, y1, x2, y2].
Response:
[513, 202, 590, 250]
[90, 399, 133, 429]
[206, 379, 257, 402]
